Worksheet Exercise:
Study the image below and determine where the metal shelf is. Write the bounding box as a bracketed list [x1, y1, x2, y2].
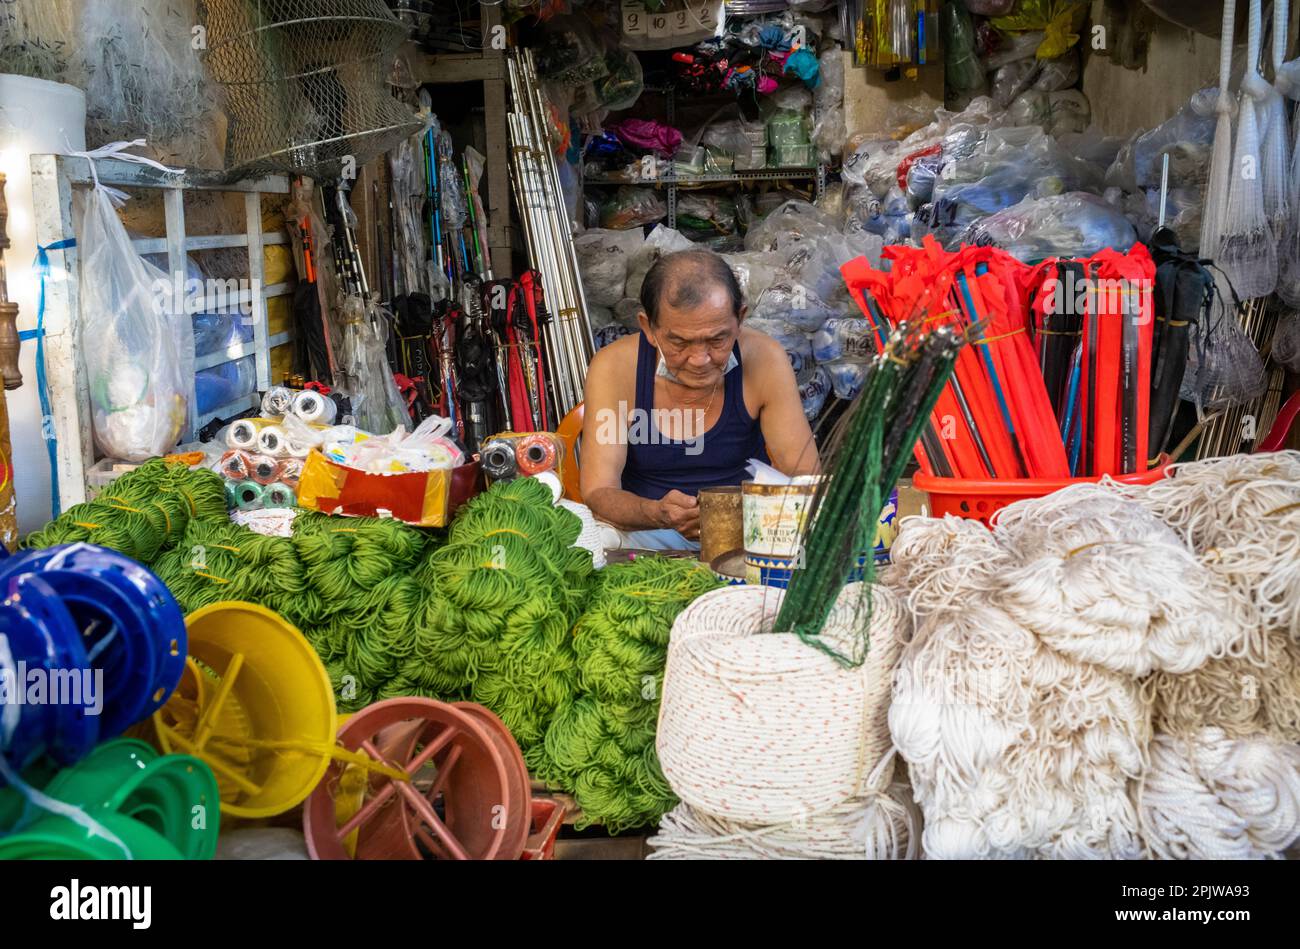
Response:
[585, 167, 818, 186]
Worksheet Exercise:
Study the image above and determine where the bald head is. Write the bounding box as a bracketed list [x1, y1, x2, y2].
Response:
[639, 248, 743, 327]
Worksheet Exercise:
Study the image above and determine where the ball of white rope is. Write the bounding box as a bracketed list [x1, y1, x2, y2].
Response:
[1140, 727, 1300, 859]
[657, 583, 904, 825]
[556, 498, 607, 569]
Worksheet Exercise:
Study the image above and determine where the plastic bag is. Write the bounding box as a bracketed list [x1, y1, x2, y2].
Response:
[964, 192, 1137, 261]
[990, 1, 1089, 60]
[752, 281, 836, 333]
[624, 224, 695, 299]
[744, 199, 837, 252]
[746, 315, 813, 367]
[991, 59, 1041, 108]
[676, 193, 738, 237]
[814, 48, 845, 111]
[596, 46, 643, 110]
[767, 109, 809, 148]
[721, 250, 787, 305]
[813, 318, 876, 363]
[1129, 91, 1217, 190]
[945, 2, 988, 98]
[1033, 48, 1079, 91]
[812, 106, 847, 161]
[575, 228, 645, 306]
[609, 119, 683, 157]
[847, 184, 912, 244]
[824, 360, 870, 400]
[338, 296, 410, 435]
[983, 31, 1044, 70]
[599, 186, 666, 229]
[1058, 128, 1125, 170]
[799, 365, 831, 420]
[78, 182, 193, 462]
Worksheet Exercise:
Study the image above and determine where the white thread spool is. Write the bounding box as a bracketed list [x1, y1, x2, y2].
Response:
[657, 583, 903, 824]
[291, 389, 337, 425]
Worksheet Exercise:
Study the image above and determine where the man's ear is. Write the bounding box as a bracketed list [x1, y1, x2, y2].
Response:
[637, 310, 655, 344]
[737, 303, 748, 325]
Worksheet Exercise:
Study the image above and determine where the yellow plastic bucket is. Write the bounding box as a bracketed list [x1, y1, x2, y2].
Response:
[154, 602, 337, 819]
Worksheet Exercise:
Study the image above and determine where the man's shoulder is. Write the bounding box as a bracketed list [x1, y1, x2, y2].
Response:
[739, 325, 786, 367]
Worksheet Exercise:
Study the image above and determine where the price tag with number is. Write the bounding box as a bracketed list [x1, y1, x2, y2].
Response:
[671, 8, 691, 35]
[648, 11, 671, 39]
[694, 0, 719, 31]
[622, 1, 647, 37]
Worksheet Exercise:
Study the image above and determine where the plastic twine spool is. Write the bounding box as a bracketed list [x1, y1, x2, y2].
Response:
[250, 455, 283, 486]
[220, 449, 252, 481]
[263, 483, 296, 509]
[657, 583, 904, 824]
[291, 389, 337, 425]
[516, 433, 560, 476]
[480, 438, 518, 482]
[257, 425, 287, 457]
[226, 418, 266, 451]
[260, 387, 294, 418]
[232, 481, 265, 511]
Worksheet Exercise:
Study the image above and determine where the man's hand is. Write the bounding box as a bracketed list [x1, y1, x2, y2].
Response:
[656, 489, 700, 539]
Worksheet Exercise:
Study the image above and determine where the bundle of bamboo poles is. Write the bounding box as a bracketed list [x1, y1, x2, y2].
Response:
[505, 48, 593, 419]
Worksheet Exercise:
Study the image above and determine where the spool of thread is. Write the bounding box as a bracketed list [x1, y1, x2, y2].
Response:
[263, 482, 297, 508]
[220, 449, 253, 481]
[250, 454, 283, 486]
[261, 386, 294, 418]
[480, 438, 518, 482]
[232, 481, 265, 511]
[227, 418, 267, 451]
[257, 425, 287, 457]
[291, 389, 337, 425]
[516, 433, 559, 475]
[280, 458, 304, 488]
[224, 480, 242, 509]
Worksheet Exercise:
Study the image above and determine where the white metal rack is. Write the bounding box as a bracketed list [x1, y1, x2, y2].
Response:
[28, 153, 294, 509]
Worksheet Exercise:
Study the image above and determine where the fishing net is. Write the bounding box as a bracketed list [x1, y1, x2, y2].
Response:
[199, 0, 423, 178]
[1272, 311, 1300, 373]
[1181, 304, 1269, 413]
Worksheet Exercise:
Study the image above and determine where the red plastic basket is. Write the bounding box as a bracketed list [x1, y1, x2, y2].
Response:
[911, 455, 1173, 527]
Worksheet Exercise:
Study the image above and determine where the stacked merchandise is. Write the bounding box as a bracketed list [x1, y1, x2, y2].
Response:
[216, 387, 340, 513]
[842, 239, 1167, 479]
[887, 451, 1300, 859]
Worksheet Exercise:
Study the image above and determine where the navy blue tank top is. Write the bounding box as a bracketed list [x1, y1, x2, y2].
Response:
[621, 332, 767, 500]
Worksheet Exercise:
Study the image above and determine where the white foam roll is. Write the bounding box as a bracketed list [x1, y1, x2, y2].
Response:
[657, 583, 904, 824]
[227, 418, 263, 451]
[257, 424, 288, 457]
[291, 388, 337, 425]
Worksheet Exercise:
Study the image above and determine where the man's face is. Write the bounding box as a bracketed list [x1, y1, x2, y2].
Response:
[639, 282, 744, 390]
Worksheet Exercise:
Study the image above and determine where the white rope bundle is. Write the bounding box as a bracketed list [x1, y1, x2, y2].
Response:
[657, 584, 903, 823]
[1140, 728, 1300, 859]
[557, 498, 607, 569]
[1115, 452, 1300, 646]
[888, 454, 1300, 859]
[648, 781, 920, 860]
[994, 486, 1246, 677]
[890, 596, 1150, 859]
[1144, 626, 1300, 742]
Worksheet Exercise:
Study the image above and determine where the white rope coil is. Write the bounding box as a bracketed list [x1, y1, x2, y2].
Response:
[647, 780, 920, 860]
[1140, 728, 1300, 859]
[657, 583, 904, 825]
[557, 498, 607, 569]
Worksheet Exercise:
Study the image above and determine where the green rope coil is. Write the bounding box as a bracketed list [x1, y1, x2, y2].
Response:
[25, 460, 226, 563]
[544, 557, 721, 832]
